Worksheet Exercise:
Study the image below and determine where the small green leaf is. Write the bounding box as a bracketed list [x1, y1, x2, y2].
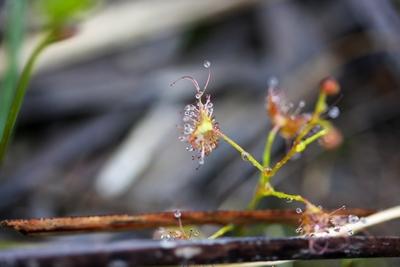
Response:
[37, 0, 95, 27]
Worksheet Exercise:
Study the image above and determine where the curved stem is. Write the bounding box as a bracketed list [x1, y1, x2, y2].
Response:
[0, 31, 55, 161]
[219, 131, 264, 172]
[210, 132, 264, 239]
[314, 91, 327, 117]
[208, 224, 235, 239]
[247, 194, 262, 210]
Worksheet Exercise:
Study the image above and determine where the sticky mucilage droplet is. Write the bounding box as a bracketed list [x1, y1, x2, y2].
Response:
[203, 60, 211, 68]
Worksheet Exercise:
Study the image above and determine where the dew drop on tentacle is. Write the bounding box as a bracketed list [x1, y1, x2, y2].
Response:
[241, 152, 250, 161]
[328, 106, 340, 119]
[268, 76, 279, 88]
[348, 215, 360, 224]
[198, 157, 205, 165]
[203, 60, 211, 69]
[195, 92, 203, 99]
[174, 209, 182, 219]
[347, 229, 354, 236]
[292, 101, 305, 116]
[183, 128, 191, 135]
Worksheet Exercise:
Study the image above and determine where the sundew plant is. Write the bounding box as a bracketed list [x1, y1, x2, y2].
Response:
[173, 61, 345, 239]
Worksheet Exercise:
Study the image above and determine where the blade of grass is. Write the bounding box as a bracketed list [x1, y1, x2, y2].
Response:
[0, 0, 27, 139]
[0, 32, 55, 162]
[1, 209, 374, 235]
[0, 1, 94, 162]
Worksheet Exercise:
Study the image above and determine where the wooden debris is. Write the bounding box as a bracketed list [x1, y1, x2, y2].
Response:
[0, 236, 399, 266]
[1, 209, 373, 235]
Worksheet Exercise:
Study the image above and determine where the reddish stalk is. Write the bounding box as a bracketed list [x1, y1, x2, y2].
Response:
[1, 209, 373, 235]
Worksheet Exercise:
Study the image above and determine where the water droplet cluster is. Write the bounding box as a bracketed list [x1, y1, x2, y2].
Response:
[297, 205, 364, 237]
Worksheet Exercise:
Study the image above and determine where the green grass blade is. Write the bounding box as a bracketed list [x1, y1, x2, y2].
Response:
[0, 33, 54, 162]
[0, 0, 27, 137]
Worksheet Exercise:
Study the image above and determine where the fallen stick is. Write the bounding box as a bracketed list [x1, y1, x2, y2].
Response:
[1, 209, 373, 235]
[0, 236, 399, 266]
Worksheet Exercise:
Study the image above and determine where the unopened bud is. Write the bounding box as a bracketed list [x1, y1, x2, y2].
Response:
[319, 127, 343, 150]
[320, 77, 340, 95]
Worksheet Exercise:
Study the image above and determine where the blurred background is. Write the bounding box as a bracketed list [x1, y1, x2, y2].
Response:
[1, 0, 400, 265]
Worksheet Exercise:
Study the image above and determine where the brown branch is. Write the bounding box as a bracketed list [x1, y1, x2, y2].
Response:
[0, 236, 399, 266]
[1, 209, 373, 235]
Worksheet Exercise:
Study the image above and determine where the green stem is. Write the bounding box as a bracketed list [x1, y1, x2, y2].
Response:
[208, 224, 235, 239]
[248, 183, 308, 209]
[0, 31, 55, 161]
[247, 197, 259, 210]
[268, 190, 306, 204]
[262, 126, 279, 168]
[211, 92, 330, 238]
[259, 126, 279, 185]
[247, 185, 265, 210]
[295, 128, 328, 153]
[314, 91, 327, 116]
[219, 131, 264, 172]
[269, 121, 327, 178]
[250, 123, 328, 210]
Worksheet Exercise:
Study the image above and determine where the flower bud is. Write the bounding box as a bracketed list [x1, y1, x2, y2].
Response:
[320, 77, 340, 95]
[319, 127, 343, 150]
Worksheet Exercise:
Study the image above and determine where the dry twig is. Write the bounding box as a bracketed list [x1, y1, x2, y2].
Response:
[0, 236, 399, 266]
[1, 209, 373, 235]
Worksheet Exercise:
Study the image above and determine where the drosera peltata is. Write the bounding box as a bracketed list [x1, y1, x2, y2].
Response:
[173, 62, 345, 238]
[153, 209, 201, 241]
